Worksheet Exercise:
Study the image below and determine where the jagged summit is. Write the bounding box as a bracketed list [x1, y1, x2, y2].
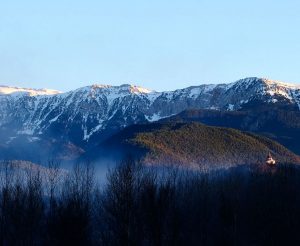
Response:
[228, 77, 300, 89]
[233, 77, 300, 90]
[70, 84, 154, 94]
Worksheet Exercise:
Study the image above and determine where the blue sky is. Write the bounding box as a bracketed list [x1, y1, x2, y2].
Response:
[0, 0, 300, 92]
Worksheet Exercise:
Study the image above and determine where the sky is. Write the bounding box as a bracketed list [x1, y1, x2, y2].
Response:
[0, 0, 300, 92]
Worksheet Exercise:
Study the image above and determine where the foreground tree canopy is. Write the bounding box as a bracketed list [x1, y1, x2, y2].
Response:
[0, 160, 300, 245]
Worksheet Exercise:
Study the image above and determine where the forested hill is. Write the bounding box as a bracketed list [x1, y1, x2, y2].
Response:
[160, 108, 300, 155]
[100, 122, 300, 168]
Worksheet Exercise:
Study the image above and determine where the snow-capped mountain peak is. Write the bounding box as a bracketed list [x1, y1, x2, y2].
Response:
[0, 85, 61, 96]
[263, 78, 300, 88]
[129, 85, 153, 94]
[70, 84, 153, 96]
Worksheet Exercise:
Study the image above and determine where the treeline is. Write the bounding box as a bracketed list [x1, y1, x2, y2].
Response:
[1, 160, 300, 245]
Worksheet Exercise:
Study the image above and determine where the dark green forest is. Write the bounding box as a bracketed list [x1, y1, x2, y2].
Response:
[132, 123, 300, 167]
[162, 108, 300, 155]
[1, 159, 300, 245]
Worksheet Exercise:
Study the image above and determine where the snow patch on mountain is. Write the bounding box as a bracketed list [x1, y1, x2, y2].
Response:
[0, 85, 61, 96]
[145, 113, 164, 122]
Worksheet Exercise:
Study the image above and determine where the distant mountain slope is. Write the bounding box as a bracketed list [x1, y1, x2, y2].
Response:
[99, 122, 300, 168]
[0, 160, 67, 181]
[161, 108, 300, 155]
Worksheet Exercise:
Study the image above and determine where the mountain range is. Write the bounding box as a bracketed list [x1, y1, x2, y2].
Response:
[1, 77, 300, 166]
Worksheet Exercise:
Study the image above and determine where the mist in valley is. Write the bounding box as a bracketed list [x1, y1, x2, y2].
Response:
[0, 156, 300, 245]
